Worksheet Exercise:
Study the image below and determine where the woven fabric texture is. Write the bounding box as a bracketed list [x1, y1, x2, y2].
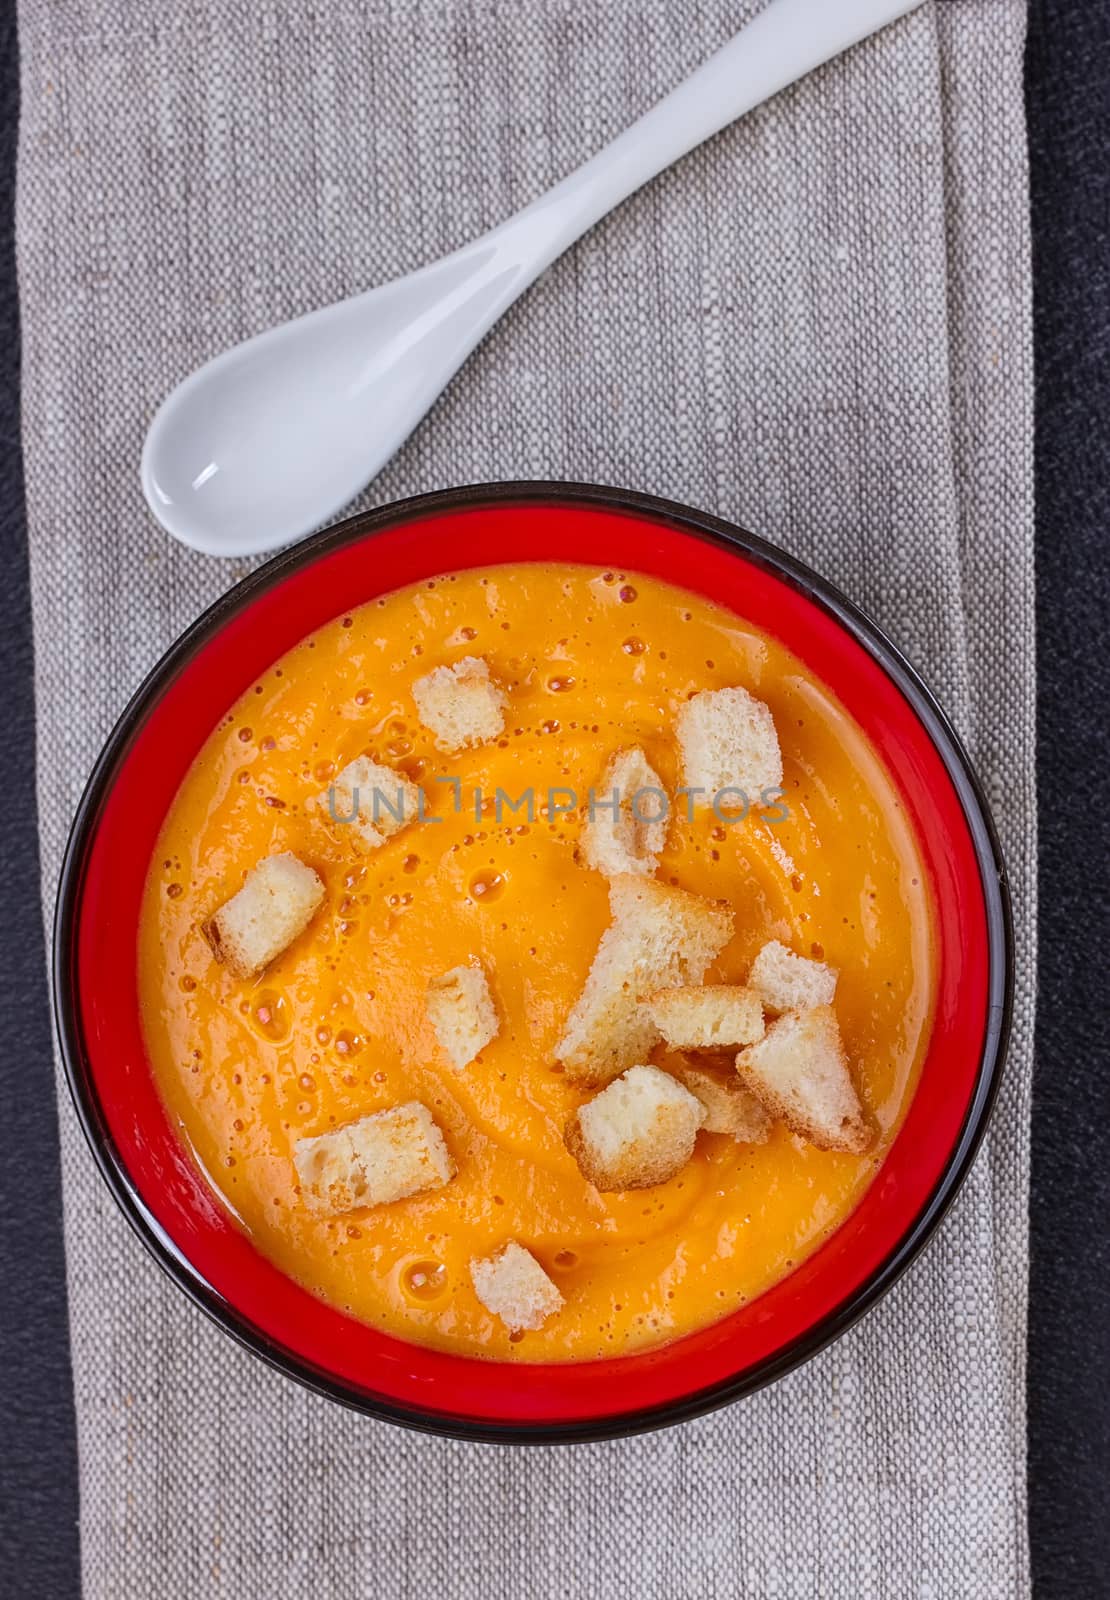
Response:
[17, 2, 1033, 1595]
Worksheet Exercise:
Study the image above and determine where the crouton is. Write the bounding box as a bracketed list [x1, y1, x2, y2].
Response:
[555, 875, 734, 1086]
[734, 1006, 870, 1153]
[427, 960, 498, 1068]
[412, 655, 507, 751]
[658, 1049, 772, 1143]
[205, 851, 325, 979]
[646, 984, 765, 1049]
[294, 1102, 455, 1212]
[748, 939, 837, 1012]
[565, 1063, 705, 1191]
[581, 745, 669, 878]
[675, 685, 783, 808]
[469, 1240, 563, 1332]
[316, 755, 421, 849]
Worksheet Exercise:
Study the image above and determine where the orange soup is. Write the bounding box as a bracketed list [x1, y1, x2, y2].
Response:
[138, 563, 935, 1362]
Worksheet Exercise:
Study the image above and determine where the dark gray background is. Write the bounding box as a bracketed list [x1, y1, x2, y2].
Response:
[1, 1, 1106, 1594]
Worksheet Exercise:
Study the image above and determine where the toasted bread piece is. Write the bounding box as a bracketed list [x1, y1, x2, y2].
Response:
[565, 1063, 705, 1191]
[412, 655, 507, 751]
[316, 755, 422, 849]
[205, 851, 325, 979]
[675, 685, 783, 808]
[555, 875, 734, 1086]
[426, 960, 498, 1069]
[581, 745, 669, 878]
[646, 984, 765, 1049]
[658, 1048, 772, 1143]
[748, 939, 837, 1012]
[294, 1102, 455, 1212]
[734, 1006, 870, 1153]
[469, 1240, 564, 1332]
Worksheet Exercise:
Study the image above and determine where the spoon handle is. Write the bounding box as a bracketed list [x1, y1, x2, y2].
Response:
[493, 0, 926, 263]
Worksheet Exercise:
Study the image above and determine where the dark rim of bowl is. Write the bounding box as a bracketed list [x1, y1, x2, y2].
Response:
[52, 480, 1014, 1445]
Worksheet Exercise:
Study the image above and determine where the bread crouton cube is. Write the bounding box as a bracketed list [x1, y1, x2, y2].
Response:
[646, 984, 765, 1049]
[412, 655, 507, 752]
[469, 1240, 563, 1332]
[555, 875, 734, 1087]
[294, 1102, 455, 1212]
[675, 685, 783, 809]
[317, 755, 421, 849]
[565, 1063, 705, 1191]
[581, 745, 669, 878]
[734, 1006, 870, 1153]
[205, 851, 325, 979]
[658, 1049, 772, 1143]
[427, 960, 498, 1068]
[748, 939, 837, 1012]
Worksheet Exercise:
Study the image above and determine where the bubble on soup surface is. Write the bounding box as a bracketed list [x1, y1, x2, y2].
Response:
[468, 869, 505, 903]
[402, 1260, 447, 1301]
[253, 991, 290, 1042]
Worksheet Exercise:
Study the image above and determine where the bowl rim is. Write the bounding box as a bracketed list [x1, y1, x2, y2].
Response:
[52, 480, 1013, 1443]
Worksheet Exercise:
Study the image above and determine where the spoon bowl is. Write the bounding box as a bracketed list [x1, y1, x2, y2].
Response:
[141, 240, 524, 555]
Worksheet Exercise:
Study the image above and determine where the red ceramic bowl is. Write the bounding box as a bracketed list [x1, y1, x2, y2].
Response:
[53, 483, 1011, 1442]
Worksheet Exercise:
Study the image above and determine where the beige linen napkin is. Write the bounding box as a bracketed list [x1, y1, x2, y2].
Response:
[18, 1, 1033, 1594]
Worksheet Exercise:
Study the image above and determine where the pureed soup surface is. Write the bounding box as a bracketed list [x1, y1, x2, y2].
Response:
[139, 563, 935, 1363]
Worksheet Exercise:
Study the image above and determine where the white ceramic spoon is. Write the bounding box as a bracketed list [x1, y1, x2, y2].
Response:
[142, 0, 925, 557]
